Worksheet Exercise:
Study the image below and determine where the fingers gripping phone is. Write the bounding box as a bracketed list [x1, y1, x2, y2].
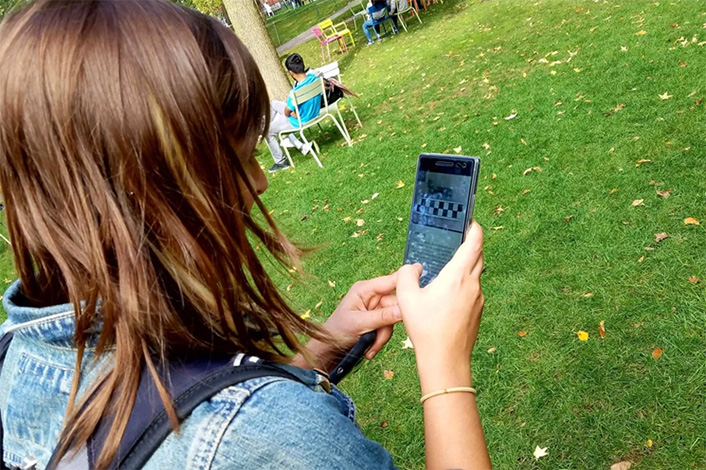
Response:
[403, 154, 481, 286]
[328, 154, 481, 384]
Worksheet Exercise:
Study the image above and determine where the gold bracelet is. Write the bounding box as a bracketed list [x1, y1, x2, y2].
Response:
[420, 387, 476, 404]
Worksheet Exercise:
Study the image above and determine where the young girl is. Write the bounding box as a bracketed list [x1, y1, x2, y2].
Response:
[0, 1, 490, 469]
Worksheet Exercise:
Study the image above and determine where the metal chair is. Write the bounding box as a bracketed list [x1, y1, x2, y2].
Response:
[313, 61, 363, 136]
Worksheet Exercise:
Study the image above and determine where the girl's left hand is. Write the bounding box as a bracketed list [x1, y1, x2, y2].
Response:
[303, 271, 402, 370]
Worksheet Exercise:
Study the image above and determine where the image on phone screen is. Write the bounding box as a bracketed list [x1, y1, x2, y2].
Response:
[404, 155, 480, 287]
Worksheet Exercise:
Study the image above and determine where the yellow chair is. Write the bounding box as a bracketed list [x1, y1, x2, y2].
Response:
[318, 18, 355, 48]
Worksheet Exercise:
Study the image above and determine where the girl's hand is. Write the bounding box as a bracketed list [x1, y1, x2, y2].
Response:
[396, 221, 485, 384]
[301, 272, 402, 370]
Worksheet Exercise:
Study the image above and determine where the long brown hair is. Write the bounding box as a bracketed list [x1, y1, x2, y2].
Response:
[0, 0, 328, 467]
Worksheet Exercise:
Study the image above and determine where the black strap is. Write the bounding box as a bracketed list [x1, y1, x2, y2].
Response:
[47, 353, 304, 470]
[0, 332, 15, 470]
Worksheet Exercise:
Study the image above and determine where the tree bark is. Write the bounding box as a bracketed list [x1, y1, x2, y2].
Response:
[222, 0, 291, 101]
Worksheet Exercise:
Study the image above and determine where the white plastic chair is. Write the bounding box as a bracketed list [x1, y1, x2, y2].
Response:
[277, 76, 352, 168]
[394, 0, 422, 32]
[313, 61, 363, 139]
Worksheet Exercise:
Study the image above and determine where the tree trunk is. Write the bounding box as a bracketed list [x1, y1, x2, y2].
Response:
[223, 0, 291, 101]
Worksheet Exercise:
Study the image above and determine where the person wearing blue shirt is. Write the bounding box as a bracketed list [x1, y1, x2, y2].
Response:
[266, 54, 322, 173]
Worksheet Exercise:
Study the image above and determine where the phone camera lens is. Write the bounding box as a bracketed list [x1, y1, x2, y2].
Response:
[462, 163, 467, 168]
[456, 163, 462, 167]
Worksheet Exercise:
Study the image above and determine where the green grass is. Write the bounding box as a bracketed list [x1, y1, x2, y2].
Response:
[264, 0, 706, 468]
[266, 0, 346, 46]
[0, 0, 703, 468]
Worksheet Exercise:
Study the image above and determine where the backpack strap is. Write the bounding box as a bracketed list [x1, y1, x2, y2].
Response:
[48, 353, 303, 470]
[0, 332, 15, 470]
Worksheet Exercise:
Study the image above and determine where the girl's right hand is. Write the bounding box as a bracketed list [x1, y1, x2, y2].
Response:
[396, 221, 485, 389]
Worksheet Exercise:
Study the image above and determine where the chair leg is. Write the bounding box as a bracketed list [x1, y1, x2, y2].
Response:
[347, 97, 363, 128]
[279, 134, 295, 168]
[327, 113, 352, 147]
[320, 43, 326, 63]
[299, 130, 323, 167]
[336, 108, 352, 141]
[400, 14, 408, 32]
[326, 43, 332, 61]
[347, 31, 355, 48]
[416, 8, 423, 23]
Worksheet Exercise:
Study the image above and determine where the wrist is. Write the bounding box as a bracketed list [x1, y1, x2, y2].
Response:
[415, 351, 472, 395]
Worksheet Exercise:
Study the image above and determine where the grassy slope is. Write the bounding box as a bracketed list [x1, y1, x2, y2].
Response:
[269, 0, 705, 468]
[0, 0, 702, 468]
[266, 0, 344, 46]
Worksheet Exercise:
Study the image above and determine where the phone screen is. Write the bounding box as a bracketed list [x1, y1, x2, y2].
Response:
[404, 155, 480, 287]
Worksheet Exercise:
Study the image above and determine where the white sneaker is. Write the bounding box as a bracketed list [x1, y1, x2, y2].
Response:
[301, 142, 313, 155]
[281, 139, 295, 148]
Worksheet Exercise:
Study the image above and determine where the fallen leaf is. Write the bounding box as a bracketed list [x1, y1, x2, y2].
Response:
[300, 310, 311, 320]
[679, 61, 687, 67]
[343, 216, 352, 222]
[523, 167, 533, 176]
[380, 421, 388, 429]
[635, 30, 647, 36]
[487, 347, 497, 353]
[421, 143, 427, 148]
[401, 337, 414, 349]
[577, 330, 589, 341]
[533, 445, 548, 460]
[376, 232, 384, 242]
[522, 189, 531, 195]
[520, 138, 527, 145]
[356, 219, 365, 227]
[654, 232, 669, 243]
[634, 322, 645, 327]
[638, 256, 645, 263]
[518, 330, 528, 337]
[361, 199, 370, 204]
[453, 146, 463, 153]
[314, 300, 323, 309]
[396, 217, 403, 221]
[395, 180, 405, 189]
[286, 283, 293, 291]
[573, 67, 581, 73]
[647, 439, 653, 448]
[614, 103, 626, 112]
[631, 199, 644, 207]
[688, 276, 700, 284]
[482, 142, 491, 150]
[563, 215, 574, 223]
[598, 320, 606, 339]
[609, 188, 619, 194]
[656, 189, 673, 198]
[491, 173, 497, 179]
[371, 192, 380, 199]
[635, 159, 651, 167]
[493, 205, 504, 215]
[652, 347, 664, 360]
[491, 226, 505, 230]
[504, 113, 518, 120]
[658, 92, 672, 100]
[620, 45, 629, 51]
[383, 369, 395, 380]
[583, 292, 594, 297]
[611, 462, 633, 470]
[684, 217, 700, 225]
[328, 280, 336, 288]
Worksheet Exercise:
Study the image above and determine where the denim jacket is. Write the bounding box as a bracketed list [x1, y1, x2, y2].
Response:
[0, 280, 397, 470]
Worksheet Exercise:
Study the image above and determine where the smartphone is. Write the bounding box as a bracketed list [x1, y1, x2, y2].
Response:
[328, 154, 480, 384]
[403, 154, 481, 287]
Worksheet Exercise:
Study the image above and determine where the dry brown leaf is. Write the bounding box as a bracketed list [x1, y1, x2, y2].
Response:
[654, 232, 669, 243]
[361, 199, 370, 204]
[314, 300, 323, 310]
[633, 322, 645, 328]
[522, 189, 531, 195]
[652, 347, 664, 360]
[487, 347, 497, 353]
[523, 167, 533, 176]
[563, 215, 574, 223]
[688, 276, 701, 284]
[343, 216, 352, 222]
[635, 159, 651, 167]
[328, 280, 336, 288]
[632, 199, 644, 207]
[453, 146, 463, 153]
[658, 92, 672, 100]
[520, 138, 527, 145]
[684, 217, 700, 225]
[356, 219, 365, 227]
[583, 292, 594, 297]
[491, 226, 505, 230]
[611, 462, 633, 470]
[638, 256, 645, 263]
[380, 421, 388, 429]
[493, 205, 504, 215]
[376, 233, 384, 242]
[518, 330, 528, 337]
[598, 320, 606, 339]
[395, 180, 405, 189]
[656, 189, 673, 198]
[401, 337, 414, 349]
[383, 370, 395, 380]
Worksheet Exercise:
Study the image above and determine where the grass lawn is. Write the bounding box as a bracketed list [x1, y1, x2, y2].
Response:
[266, 0, 346, 46]
[0, 0, 703, 468]
[264, 0, 706, 468]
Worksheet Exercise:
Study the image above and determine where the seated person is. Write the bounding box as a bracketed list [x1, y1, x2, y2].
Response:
[266, 53, 321, 173]
[362, 0, 398, 45]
